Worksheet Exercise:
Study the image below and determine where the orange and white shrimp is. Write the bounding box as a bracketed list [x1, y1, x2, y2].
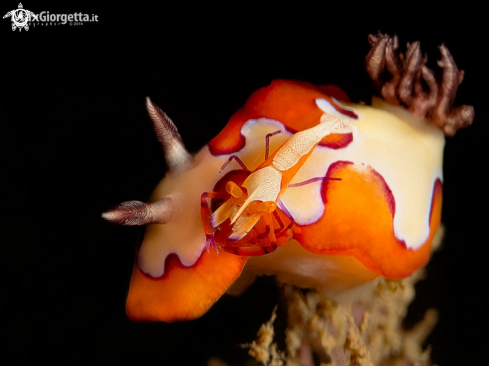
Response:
[201, 113, 353, 256]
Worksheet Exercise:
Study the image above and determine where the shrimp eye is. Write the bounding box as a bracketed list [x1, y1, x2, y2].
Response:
[225, 181, 243, 198]
[258, 201, 276, 213]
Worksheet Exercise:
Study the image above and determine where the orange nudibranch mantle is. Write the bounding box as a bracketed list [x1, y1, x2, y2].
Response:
[126, 80, 444, 322]
[208, 81, 355, 155]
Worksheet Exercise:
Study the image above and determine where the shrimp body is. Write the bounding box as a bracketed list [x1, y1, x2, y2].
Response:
[202, 114, 353, 254]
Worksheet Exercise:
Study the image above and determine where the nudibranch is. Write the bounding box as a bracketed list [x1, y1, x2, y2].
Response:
[103, 33, 474, 322]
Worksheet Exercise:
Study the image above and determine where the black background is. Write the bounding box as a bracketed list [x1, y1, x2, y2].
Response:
[2, 3, 487, 365]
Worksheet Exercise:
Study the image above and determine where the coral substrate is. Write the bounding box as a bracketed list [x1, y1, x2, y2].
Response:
[247, 228, 443, 366]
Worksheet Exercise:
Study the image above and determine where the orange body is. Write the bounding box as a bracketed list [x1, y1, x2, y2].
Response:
[123, 80, 443, 322]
